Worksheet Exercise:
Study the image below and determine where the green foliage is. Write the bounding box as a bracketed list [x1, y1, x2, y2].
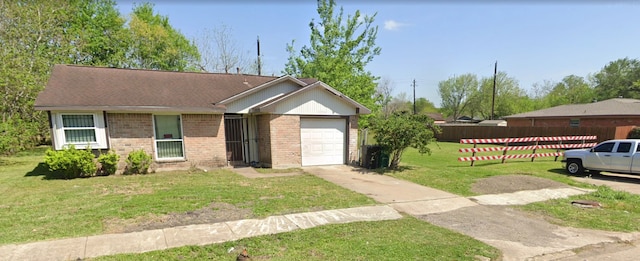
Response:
[627, 127, 640, 139]
[0, 117, 40, 155]
[125, 149, 152, 174]
[44, 145, 97, 179]
[469, 71, 529, 119]
[370, 112, 440, 169]
[284, 0, 381, 126]
[438, 74, 478, 119]
[97, 150, 120, 175]
[593, 57, 640, 100]
[128, 3, 200, 71]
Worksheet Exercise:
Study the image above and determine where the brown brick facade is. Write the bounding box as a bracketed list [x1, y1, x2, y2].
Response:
[107, 113, 226, 173]
[507, 116, 640, 128]
[268, 115, 301, 168]
[182, 114, 227, 169]
[348, 115, 358, 165]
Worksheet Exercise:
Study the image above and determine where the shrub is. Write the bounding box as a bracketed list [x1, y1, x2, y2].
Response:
[44, 145, 97, 179]
[125, 149, 152, 174]
[97, 150, 120, 175]
[627, 127, 640, 139]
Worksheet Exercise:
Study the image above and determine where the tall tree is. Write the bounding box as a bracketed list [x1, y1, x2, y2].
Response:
[67, 0, 130, 67]
[127, 3, 200, 71]
[438, 74, 478, 120]
[469, 72, 527, 119]
[284, 0, 381, 124]
[593, 58, 640, 100]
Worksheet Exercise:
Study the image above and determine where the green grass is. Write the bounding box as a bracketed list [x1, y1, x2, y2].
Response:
[386, 141, 587, 196]
[387, 142, 640, 232]
[521, 186, 640, 232]
[92, 216, 500, 261]
[0, 147, 376, 245]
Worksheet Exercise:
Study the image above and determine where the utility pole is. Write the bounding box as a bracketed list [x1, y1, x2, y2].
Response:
[412, 79, 416, 114]
[256, 36, 262, 76]
[491, 61, 497, 120]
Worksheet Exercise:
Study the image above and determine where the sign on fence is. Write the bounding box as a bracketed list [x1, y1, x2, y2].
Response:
[458, 136, 597, 166]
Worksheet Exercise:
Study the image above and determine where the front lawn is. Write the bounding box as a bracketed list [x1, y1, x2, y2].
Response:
[0, 147, 376, 245]
[387, 142, 587, 196]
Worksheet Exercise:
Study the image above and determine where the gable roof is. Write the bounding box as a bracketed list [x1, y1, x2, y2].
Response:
[35, 64, 370, 115]
[249, 81, 371, 114]
[35, 64, 280, 113]
[504, 98, 640, 119]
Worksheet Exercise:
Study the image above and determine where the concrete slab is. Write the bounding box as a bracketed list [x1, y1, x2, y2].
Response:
[84, 229, 167, 258]
[0, 244, 17, 261]
[285, 205, 402, 229]
[6, 237, 86, 261]
[390, 197, 478, 215]
[337, 205, 403, 221]
[230, 166, 302, 179]
[305, 165, 457, 203]
[572, 173, 640, 195]
[163, 223, 236, 248]
[469, 187, 592, 206]
[226, 215, 299, 239]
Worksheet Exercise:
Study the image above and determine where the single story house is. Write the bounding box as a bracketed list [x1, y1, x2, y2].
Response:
[504, 98, 640, 127]
[34, 65, 370, 172]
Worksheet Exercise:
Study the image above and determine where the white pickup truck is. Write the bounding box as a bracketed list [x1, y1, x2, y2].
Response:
[562, 139, 640, 175]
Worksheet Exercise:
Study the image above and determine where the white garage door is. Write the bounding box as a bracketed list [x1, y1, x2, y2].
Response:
[300, 118, 346, 166]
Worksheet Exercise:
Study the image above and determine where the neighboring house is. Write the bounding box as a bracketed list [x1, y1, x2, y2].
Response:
[34, 65, 370, 172]
[425, 112, 446, 125]
[504, 98, 640, 127]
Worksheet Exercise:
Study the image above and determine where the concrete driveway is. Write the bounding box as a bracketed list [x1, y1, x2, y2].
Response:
[304, 165, 640, 261]
[572, 172, 640, 195]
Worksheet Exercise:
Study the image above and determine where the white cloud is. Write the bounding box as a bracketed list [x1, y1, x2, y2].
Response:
[384, 20, 409, 31]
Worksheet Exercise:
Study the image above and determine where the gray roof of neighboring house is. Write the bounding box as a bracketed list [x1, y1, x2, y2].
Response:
[504, 98, 640, 119]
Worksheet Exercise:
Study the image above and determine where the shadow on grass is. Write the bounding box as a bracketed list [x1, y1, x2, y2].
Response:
[24, 162, 72, 180]
[360, 165, 415, 175]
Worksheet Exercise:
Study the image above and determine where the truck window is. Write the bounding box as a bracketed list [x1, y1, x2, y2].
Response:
[593, 142, 615, 152]
[616, 142, 632, 153]
[637, 144, 640, 152]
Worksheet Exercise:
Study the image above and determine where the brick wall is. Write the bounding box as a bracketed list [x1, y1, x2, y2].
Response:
[257, 115, 272, 166]
[107, 113, 227, 173]
[269, 114, 301, 168]
[182, 114, 227, 169]
[507, 116, 640, 127]
[107, 113, 154, 173]
[348, 115, 359, 165]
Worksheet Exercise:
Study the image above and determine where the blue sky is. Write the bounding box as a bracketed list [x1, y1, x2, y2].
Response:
[116, 1, 640, 106]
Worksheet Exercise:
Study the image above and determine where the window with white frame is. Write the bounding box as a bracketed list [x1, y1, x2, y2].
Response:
[153, 115, 184, 159]
[53, 112, 107, 150]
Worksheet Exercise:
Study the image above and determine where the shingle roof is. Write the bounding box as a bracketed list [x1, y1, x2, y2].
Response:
[504, 98, 640, 118]
[35, 65, 282, 113]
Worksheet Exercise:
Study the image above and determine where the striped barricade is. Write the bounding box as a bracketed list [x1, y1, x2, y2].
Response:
[458, 136, 597, 166]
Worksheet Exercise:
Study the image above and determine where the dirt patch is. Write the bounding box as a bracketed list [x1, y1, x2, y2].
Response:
[471, 174, 569, 195]
[103, 202, 253, 233]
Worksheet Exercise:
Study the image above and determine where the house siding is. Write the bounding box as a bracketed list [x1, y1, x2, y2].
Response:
[507, 116, 640, 127]
[272, 88, 356, 115]
[225, 82, 299, 113]
[269, 114, 301, 168]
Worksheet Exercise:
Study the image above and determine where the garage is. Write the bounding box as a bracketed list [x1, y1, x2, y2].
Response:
[300, 118, 346, 166]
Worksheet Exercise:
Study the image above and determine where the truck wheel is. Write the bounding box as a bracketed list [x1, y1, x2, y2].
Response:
[566, 159, 584, 175]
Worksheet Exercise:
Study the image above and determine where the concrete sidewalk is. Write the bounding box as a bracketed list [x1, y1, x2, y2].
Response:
[0, 205, 402, 261]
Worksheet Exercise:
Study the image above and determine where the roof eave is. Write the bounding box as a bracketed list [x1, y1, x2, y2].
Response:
[34, 105, 226, 114]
